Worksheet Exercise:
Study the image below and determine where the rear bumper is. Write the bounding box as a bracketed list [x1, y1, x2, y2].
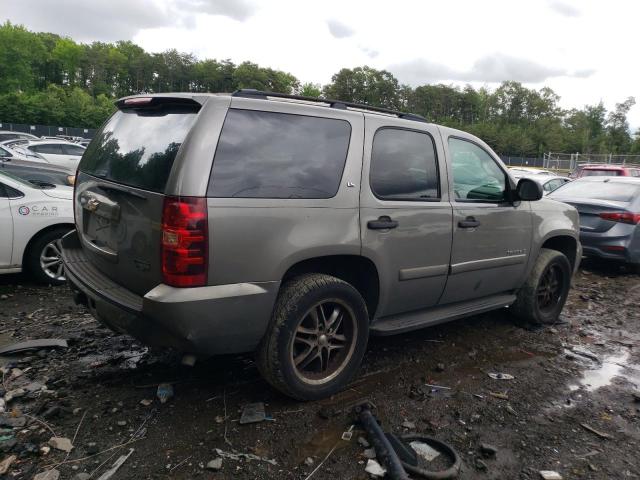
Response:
[579, 227, 640, 265]
[61, 230, 279, 355]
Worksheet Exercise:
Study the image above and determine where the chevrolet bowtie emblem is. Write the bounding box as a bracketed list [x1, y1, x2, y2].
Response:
[86, 198, 100, 212]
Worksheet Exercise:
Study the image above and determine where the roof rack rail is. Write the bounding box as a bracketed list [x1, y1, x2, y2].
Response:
[232, 89, 428, 123]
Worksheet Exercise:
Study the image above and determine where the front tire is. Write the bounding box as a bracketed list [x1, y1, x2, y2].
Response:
[511, 248, 572, 325]
[257, 274, 369, 400]
[26, 228, 71, 285]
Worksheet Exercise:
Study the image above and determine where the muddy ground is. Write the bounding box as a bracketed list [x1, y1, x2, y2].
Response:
[0, 260, 638, 480]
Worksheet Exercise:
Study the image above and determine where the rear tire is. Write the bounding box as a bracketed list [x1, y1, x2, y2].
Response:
[256, 274, 369, 401]
[26, 228, 72, 286]
[511, 248, 571, 325]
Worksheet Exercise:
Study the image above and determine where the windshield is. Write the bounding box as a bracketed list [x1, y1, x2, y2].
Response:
[550, 181, 640, 203]
[581, 169, 621, 177]
[80, 105, 199, 193]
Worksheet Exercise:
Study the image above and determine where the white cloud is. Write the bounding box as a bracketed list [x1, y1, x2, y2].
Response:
[1, 0, 638, 128]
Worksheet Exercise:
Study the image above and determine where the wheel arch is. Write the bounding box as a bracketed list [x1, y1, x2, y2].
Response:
[21, 223, 75, 268]
[540, 234, 579, 272]
[281, 255, 380, 320]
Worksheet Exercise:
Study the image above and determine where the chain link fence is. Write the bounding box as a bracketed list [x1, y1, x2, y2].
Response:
[0, 122, 96, 139]
[544, 152, 640, 172]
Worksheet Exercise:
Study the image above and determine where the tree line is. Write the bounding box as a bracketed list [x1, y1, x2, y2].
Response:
[1, 22, 638, 156]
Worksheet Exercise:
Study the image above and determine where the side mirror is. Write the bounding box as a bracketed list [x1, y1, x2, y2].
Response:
[516, 178, 543, 201]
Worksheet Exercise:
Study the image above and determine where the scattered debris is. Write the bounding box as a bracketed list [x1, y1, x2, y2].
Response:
[363, 448, 376, 459]
[364, 459, 386, 477]
[0, 415, 26, 428]
[34, 469, 60, 480]
[580, 423, 613, 440]
[73, 473, 91, 480]
[410, 441, 441, 462]
[479, 443, 498, 458]
[424, 383, 451, 390]
[435, 363, 445, 372]
[539, 471, 563, 480]
[488, 373, 514, 380]
[506, 405, 518, 416]
[239, 402, 266, 425]
[0, 454, 16, 474]
[214, 448, 277, 466]
[140, 399, 153, 407]
[341, 424, 355, 441]
[96, 448, 134, 480]
[475, 458, 488, 471]
[489, 392, 509, 400]
[156, 383, 174, 404]
[358, 436, 370, 448]
[304, 457, 314, 466]
[48, 437, 73, 452]
[206, 458, 223, 471]
[0, 339, 68, 355]
[401, 420, 416, 429]
[4, 389, 25, 402]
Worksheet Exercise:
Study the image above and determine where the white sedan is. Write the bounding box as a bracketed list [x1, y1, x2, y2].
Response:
[18, 140, 86, 169]
[0, 171, 74, 284]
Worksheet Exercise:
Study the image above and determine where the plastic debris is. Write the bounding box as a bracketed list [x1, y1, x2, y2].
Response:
[410, 441, 441, 462]
[34, 469, 60, 480]
[304, 457, 314, 466]
[140, 399, 153, 407]
[0, 339, 67, 355]
[401, 420, 416, 429]
[364, 459, 386, 477]
[488, 373, 514, 380]
[239, 402, 266, 424]
[341, 424, 355, 441]
[214, 448, 277, 466]
[156, 383, 174, 404]
[363, 448, 376, 459]
[539, 471, 563, 480]
[206, 458, 223, 471]
[0, 454, 16, 474]
[480, 443, 498, 458]
[489, 392, 509, 400]
[48, 437, 73, 452]
[358, 436, 370, 448]
[96, 448, 134, 480]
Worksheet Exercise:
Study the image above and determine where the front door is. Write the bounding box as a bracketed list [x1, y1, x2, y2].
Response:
[440, 136, 531, 305]
[0, 183, 14, 268]
[360, 117, 453, 318]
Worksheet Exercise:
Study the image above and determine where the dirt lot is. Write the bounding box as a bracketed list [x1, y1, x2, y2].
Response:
[0, 260, 638, 480]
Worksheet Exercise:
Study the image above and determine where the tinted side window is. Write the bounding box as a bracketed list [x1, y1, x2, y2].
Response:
[449, 138, 507, 201]
[62, 145, 86, 156]
[31, 144, 64, 155]
[370, 128, 439, 200]
[208, 110, 351, 199]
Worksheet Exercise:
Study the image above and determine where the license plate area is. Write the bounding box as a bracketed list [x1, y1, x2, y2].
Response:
[79, 191, 122, 258]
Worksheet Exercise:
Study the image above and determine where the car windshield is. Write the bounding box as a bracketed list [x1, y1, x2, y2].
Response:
[550, 181, 640, 203]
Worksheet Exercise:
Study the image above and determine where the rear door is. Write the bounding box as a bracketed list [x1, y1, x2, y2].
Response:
[74, 98, 202, 295]
[440, 135, 532, 304]
[360, 117, 452, 317]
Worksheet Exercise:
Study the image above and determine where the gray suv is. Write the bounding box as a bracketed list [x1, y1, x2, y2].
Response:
[61, 90, 582, 400]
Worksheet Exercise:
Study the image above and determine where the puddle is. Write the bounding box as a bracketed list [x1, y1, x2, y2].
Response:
[569, 351, 640, 392]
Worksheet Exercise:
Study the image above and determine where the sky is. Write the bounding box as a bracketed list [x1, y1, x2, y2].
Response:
[2, 0, 639, 130]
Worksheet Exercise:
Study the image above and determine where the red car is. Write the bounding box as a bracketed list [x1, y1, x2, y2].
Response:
[577, 165, 640, 178]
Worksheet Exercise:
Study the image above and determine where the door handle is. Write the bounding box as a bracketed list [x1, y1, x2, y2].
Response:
[367, 216, 398, 230]
[458, 216, 480, 228]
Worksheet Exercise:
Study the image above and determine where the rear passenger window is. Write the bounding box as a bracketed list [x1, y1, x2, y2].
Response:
[208, 110, 351, 199]
[370, 128, 439, 200]
[31, 144, 64, 154]
[62, 145, 86, 156]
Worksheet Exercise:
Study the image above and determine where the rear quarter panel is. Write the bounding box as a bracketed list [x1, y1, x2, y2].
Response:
[205, 98, 366, 285]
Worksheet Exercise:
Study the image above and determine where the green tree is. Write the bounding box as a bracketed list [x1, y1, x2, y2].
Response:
[323, 66, 400, 109]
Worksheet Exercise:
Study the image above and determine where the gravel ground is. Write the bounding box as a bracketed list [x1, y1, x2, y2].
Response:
[0, 259, 638, 480]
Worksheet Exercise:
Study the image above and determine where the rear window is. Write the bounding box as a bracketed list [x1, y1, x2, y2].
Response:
[581, 169, 621, 177]
[80, 105, 198, 193]
[31, 144, 64, 155]
[550, 181, 640, 203]
[208, 109, 351, 199]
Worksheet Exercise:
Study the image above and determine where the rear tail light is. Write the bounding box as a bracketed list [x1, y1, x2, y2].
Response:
[599, 212, 640, 225]
[161, 196, 208, 287]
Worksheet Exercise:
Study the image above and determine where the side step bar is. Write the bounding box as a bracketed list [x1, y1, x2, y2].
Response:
[370, 293, 516, 336]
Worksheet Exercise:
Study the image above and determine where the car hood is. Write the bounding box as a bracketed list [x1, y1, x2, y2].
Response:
[41, 186, 73, 200]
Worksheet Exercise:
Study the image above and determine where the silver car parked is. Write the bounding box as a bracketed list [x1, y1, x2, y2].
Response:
[61, 90, 582, 399]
